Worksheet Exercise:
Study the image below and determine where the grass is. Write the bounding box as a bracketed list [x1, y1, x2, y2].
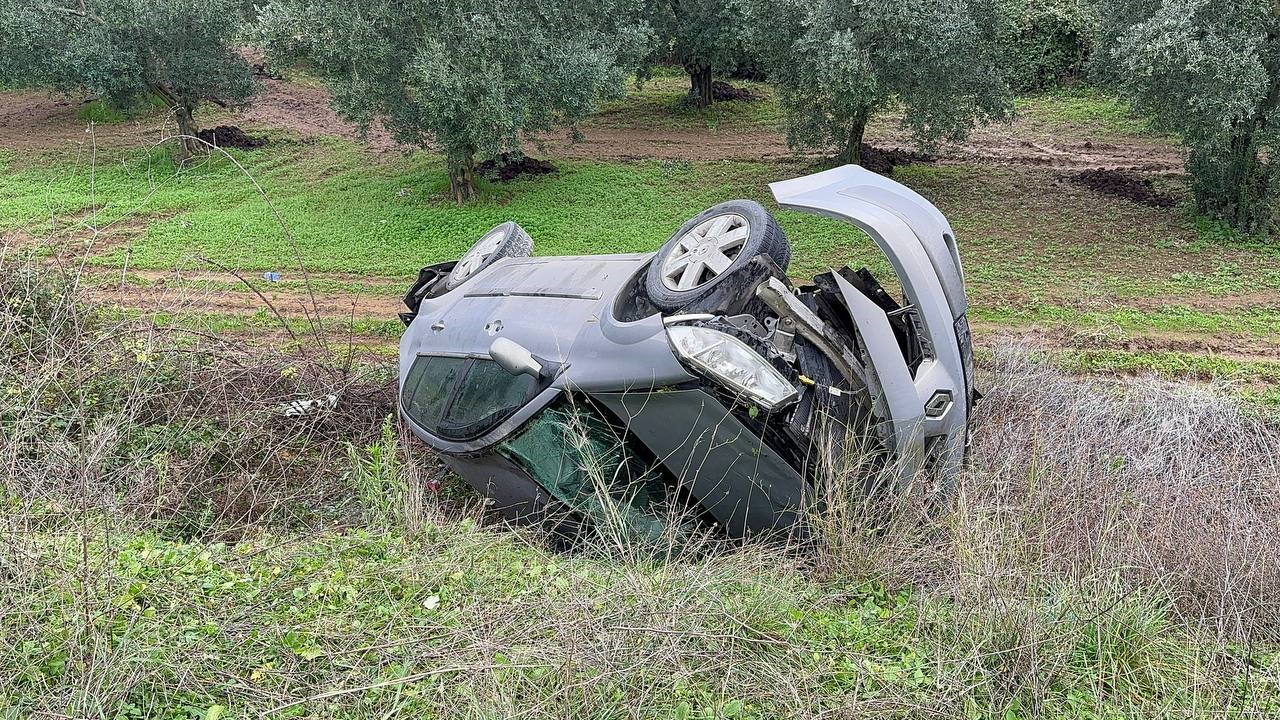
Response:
[589, 74, 783, 132]
[974, 303, 1280, 339]
[1014, 85, 1159, 138]
[76, 95, 169, 124]
[9, 516, 1270, 718]
[0, 142, 874, 278]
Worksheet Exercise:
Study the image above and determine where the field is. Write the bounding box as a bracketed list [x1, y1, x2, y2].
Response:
[3, 72, 1280, 717]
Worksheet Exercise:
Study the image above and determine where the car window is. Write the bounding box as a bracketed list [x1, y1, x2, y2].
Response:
[401, 355, 537, 441]
[438, 360, 536, 440]
[401, 356, 468, 432]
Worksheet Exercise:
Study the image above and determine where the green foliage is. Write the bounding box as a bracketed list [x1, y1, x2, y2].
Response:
[346, 417, 410, 525]
[0, 0, 255, 157]
[0, 144, 868, 278]
[750, 0, 1014, 164]
[645, 0, 756, 105]
[259, 0, 650, 201]
[1096, 0, 1280, 236]
[999, 0, 1097, 92]
[1014, 85, 1154, 136]
[0, 520, 1267, 716]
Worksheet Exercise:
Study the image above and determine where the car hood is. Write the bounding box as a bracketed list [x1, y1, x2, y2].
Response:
[399, 253, 695, 398]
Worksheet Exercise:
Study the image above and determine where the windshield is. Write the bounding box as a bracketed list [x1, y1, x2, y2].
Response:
[401, 355, 537, 441]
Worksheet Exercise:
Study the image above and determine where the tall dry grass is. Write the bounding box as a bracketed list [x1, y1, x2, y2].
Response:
[807, 341, 1280, 650]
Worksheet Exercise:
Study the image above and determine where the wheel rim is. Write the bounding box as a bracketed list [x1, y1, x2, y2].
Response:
[453, 229, 506, 282]
[660, 213, 750, 292]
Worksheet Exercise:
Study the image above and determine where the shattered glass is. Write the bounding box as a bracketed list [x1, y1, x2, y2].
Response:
[499, 402, 671, 543]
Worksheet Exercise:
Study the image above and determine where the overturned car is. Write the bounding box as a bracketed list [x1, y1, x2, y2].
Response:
[399, 165, 975, 540]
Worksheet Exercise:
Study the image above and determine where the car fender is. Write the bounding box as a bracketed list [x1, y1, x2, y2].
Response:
[771, 165, 969, 485]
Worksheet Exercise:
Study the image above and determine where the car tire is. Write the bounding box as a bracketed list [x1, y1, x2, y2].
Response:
[644, 200, 790, 312]
[444, 221, 533, 291]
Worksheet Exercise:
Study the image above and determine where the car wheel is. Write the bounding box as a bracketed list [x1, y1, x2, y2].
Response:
[644, 200, 790, 312]
[444, 221, 533, 290]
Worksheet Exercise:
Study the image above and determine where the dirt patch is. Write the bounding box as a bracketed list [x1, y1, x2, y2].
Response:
[1067, 169, 1179, 207]
[859, 144, 934, 175]
[971, 323, 1280, 365]
[478, 153, 556, 182]
[709, 81, 757, 102]
[196, 125, 268, 150]
[231, 77, 398, 150]
[87, 283, 404, 321]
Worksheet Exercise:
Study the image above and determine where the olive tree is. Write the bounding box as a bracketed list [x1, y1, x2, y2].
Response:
[0, 0, 255, 160]
[647, 0, 755, 106]
[1000, 0, 1097, 92]
[750, 0, 1014, 165]
[1096, 0, 1280, 235]
[260, 0, 648, 203]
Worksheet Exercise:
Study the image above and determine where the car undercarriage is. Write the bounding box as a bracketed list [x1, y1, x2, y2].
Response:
[398, 164, 976, 541]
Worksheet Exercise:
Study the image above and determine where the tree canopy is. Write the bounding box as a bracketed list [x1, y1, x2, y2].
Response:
[0, 0, 256, 160]
[1097, 0, 1280, 235]
[260, 0, 650, 203]
[750, 0, 1014, 165]
[647, 0, 755, 106]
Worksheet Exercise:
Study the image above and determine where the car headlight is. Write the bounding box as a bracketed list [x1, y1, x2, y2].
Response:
[667, 326, 798, 410]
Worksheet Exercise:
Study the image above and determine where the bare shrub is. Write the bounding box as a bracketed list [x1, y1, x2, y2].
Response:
[0, 262, 422, 537]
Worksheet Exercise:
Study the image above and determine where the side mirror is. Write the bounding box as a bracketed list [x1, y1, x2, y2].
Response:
[489, 337, 544, 379]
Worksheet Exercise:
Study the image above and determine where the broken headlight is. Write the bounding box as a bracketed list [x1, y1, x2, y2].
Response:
[667, 326, 798, 410]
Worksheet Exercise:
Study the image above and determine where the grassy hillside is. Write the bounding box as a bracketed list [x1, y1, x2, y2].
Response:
[3, 268, 1278, 717]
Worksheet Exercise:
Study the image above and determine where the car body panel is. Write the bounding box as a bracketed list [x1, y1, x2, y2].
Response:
[399, 164, 974, 538]
[593, 389, 807, 537]
[770, 165, 970, 483]
[399, 253, 697, 452]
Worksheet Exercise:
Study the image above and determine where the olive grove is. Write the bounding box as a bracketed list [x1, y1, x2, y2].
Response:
[750, 0, 1014, 165]
[0, 0, 256, 161]
[1098, 0, 1280, 235]
[259, 0, 650, 203]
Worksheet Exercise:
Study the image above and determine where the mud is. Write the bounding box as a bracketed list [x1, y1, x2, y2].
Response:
[708, 81, 757, 102]
[858, 144, 934, 175]
[1067, 168, 1179, 207]
[477, 153, 556, 182]
[196, 125, 268, 150]
[87, 282, 404, 321]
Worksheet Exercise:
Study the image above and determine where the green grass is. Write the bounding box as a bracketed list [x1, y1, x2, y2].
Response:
[589, 74, 783, 132]
[75, 95, 168, 124]
[1015, 86, 1158, 138]
[974, 303, 1280, 339]
[5, 515, 1270, 718]
[0, 142, 871, 278]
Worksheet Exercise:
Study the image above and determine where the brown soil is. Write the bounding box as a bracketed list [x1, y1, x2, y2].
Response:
[938, 136, 1184, 173]
[1067, 169, 1179, 207]
[971, 323, 1280, 365]
[477, 153, 556, 182]
[196, 125, 268, 150]
[0, 78, 396, 153]
[87, 283, 404, 320]
[708, 81, 757, 102]
[859, 144, 934, 175]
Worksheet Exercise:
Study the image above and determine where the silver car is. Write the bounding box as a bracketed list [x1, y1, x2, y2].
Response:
[398, 165, 975, 540]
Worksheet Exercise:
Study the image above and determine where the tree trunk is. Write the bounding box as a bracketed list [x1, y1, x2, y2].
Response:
[174, 103, 201, 162]
[686, 64, 713, 107]
[447, 150, 477, 204]
[150, 83, 202, 162]
[838, 116, 868, 166]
